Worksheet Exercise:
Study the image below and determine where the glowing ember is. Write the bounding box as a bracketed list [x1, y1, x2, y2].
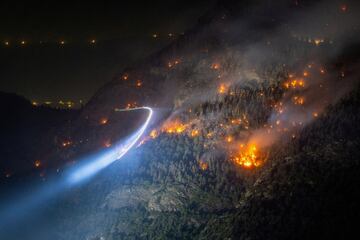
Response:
[226, 136, 233, 143]
[199, 160, 208, 171]
[136, 80, 142, 87]
[162, 120, 187, 134]
[231, 119, 242, 125]
[34, 160, 41, 168]
[100, 118, 108, 125]
[284, 79, 305, 89]
[122, 74, 129, 80]
[211, 63, 220, 70]
[149, 129, 158, 139]
[218, 84, 227, 94]
[191, 129, 199, 137]
[293, 96, 305, 105]
[62, 141, 72, 147]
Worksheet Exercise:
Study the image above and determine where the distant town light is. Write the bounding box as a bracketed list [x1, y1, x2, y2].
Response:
[4, 41, 9, 46]
[90, 39, 96, 44]
[21, 40, 26, 45]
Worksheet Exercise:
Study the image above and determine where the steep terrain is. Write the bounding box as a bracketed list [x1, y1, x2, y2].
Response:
[2, 0, 360, 239]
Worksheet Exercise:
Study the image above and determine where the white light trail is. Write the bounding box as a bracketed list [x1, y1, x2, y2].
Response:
[0, 107, 153, 231]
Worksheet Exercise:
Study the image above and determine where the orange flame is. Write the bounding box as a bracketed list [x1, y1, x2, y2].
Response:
[232, 143, 262, 169]
[218, 84, 227, 94]
[199, 160, 208, 171]
[100, 118, 108, 125]
[34, 160, 41, 168]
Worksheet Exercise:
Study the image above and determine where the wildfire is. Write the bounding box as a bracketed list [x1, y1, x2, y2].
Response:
[284, 79, 305, 89]
[122, 74, 129, 80]
[211, 63, 220, 70]
[218, 84, 227, 94]
[167, 59, 180, 68]
[198, 160, 208, 171]
[162, 119, 187, 134]
[100, 118, 108, 125]
[293, 96, 305, 105]
[34, 160, 41, 168]
[149, 129, 158, 139]
[136, 80, 142, 87]
[62, 140, 72, 147]
[231, 119, 242, 125]
[232, 143, 262, 168]
[191, 129, 199, 137]
[226, 136, 233, 143]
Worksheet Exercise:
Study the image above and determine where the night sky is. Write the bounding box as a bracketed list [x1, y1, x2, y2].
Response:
[0, 0, 216, 104]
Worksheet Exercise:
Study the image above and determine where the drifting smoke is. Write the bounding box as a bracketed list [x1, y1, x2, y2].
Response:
[160, 0, 360, 158]
[244, 0, 360, 149]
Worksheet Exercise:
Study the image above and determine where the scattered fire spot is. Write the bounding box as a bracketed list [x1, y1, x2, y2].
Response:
[191, 129, 199, 137]
[150, 129, 158, 139]
[218, 84, 227, 94]
[199, 160, 208, 171]
[100, 118, 108, 125]
[293, 96, 305, 105]
[211, 63, 220, 70]
[284, 79, 305, 89]
[62, 141, 72, 147]
[34, 160, 41, 168]
[136, 80, 142, 87]
[122, 74, 129, 80]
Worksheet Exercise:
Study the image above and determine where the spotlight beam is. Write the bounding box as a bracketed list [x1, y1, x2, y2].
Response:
[0, 107, 153, 231]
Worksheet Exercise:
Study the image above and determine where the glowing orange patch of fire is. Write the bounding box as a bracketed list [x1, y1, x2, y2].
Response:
[34, 160, 41, 168]
[218, 84, 227, 94]
[191, 129, 199, 137]
[199, 160, 208, 171]
[232, 144, 262, 169]
[162, 120, 187, 134]
[284, 79, 305, 89]
[100, 118, 108, 125]
[149, 129, 158, 139]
